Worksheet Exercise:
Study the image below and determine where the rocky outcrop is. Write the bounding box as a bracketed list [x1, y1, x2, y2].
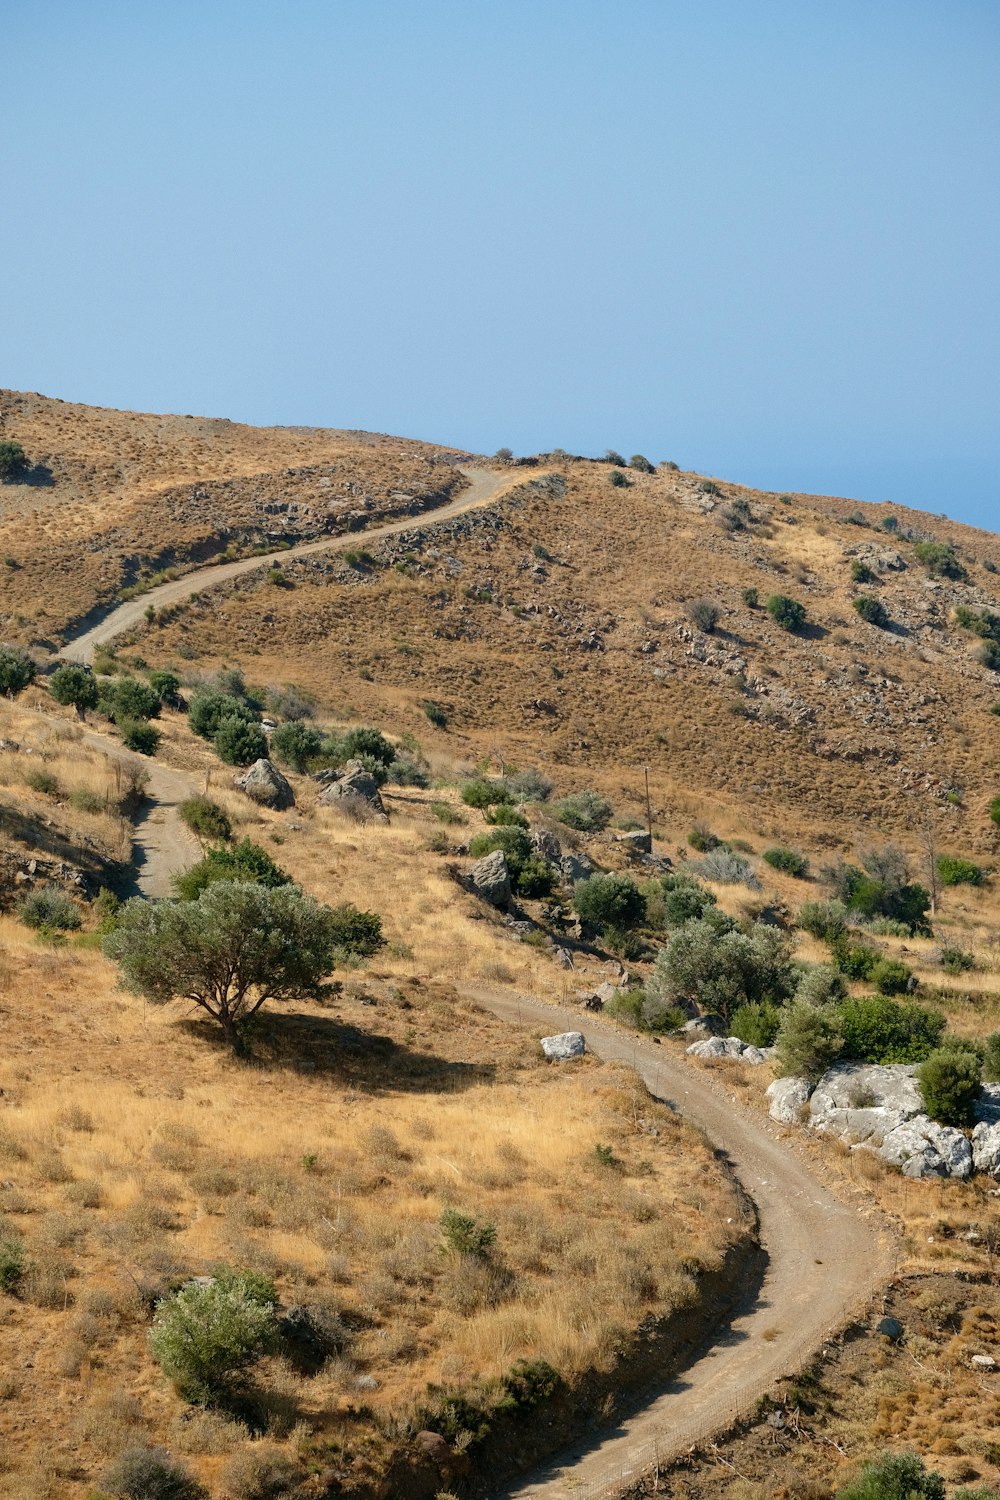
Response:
[767, 1061, 976, 1179]
[233, 757, 295, 809]
[541, 1032, 586, 1061]
[317, 759, 388, 822]
[687, 1036, 767, 1065]
[561, 851, 596, 885]
[766, 1077, 813, 1124]
[530, 829, 562, 866]
[467, 850, 511, 908]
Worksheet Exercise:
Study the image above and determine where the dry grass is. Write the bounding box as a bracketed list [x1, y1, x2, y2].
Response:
[0, 895, 740, 1495]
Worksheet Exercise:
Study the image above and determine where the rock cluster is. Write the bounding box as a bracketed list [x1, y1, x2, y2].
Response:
[766, 1062, 975, 1178]
[233, 757, 295, 809]
[686, 1036, 769, 1065]
[316, 760, 388, 822]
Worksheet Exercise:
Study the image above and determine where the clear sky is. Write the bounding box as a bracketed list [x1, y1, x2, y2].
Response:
[3, 1, 998, 526]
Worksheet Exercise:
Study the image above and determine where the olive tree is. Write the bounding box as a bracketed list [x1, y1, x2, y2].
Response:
[49, 663, 99, 719]
[0, 645, 36, 698]
[104, 880, 346, 1050]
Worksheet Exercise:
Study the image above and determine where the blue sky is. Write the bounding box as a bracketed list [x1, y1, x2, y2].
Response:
[3, 1, 998, 526]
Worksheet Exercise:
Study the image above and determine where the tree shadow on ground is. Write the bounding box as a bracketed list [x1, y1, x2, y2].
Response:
[178, 1009, 496, 1094]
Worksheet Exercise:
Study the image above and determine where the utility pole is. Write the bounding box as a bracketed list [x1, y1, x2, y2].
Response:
[643, 765, 653, 844]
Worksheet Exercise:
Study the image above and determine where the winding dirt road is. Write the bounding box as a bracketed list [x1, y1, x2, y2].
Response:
[58, 465, 519, 665]
[464, 991, 894, 1499]
[54, 465, 895, 1496]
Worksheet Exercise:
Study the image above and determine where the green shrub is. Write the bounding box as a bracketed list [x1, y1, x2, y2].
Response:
[916, 1046, 982, 1127]
[213, 716, 268, 766]
[954, 604, 1000, 640]
[980, 640, 1000, 672]
[609, 469, 628, 488]
[173, 839, 291, 900]
[327, 726, 394, 767]
[629, 454, 654, 473]
[762, 847, 809, 877]
[326, 903, 384, 957]
[835, 1451, 944, 1500]
[218, 1447, 300, 1500]
[0, 1233, 24, 1292]
[639, 994, 688, 1033]
[149, 1272, 277, 1401]
[70, 787, 105, 814]
[983, 1033, 1000, 1082]
[430, 801, 464, 825]
[462, 777, 512, 811]
[688, 598, 720, 632]
[502, 766, 553, 802]
[119, 718, 161, 756]
[148, 669, 182, 707]
[49, 663, 99, 718]
[913, 541, 967, 581]
[0, 645, 36, 698]
[486, 804, 528, 828]
[837, 995, 945, 1064]
[573, 873, 646, 935]
[646, 919, 795, 1023]
[386, 756, 429, 787]
[794, 964, 846, 1007]
[0, 441, 28, 481]
[270, 720, 322, 772]
[936, 855, 982, 887]
[850, 559, 875, 583]
[467, 827, 553, 896]
[775, 1002, 843, 1081]
[729, 1000, 781, 1048]
[853, 594, 890, 628]
[25, 767, 60, 797]
[740, 586, 759, 608]
[189, 689, 258, 740]
[766, 594, 807, 632]
[828, 846, 931, 933]
[644, 872, 716, 929]
[99, 676, 162, 722]
[687, 823, 719, 852]
[423, 700, 448, 728]
[103, 1444, 206, 1499]
[941, 945, 975, 975]
[603, 988, 645, 1028]
[179, 796, 232, 842]
[18, 887, 81, 932]
[830, 937, 879, 980]
[553, 789, 613, 832]
[440, 1208, 496, 1259]
[991, 795, 1000, 828]
[872, 957, 913, 996]
[513, 854, 554, 897]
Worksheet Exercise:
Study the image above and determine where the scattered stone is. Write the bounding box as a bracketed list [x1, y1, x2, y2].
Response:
[541, 1032, 586, 1061]
[467, 850, 511, 908]
[688, 1035, 767, 1065]
[972, 1355, 997, 1371]
[553, 946, 574, 969]
[766, 1077, 813, 1125]
[232, 757, 295, 809]
[561, 851, 596, 885]
[317, 758, 388, 821]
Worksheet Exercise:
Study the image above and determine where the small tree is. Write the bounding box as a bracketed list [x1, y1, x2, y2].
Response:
[835, 1450, 944, 1500]
[853, 594, 890, 628]
[766, 594, 807, 632]
[188, 689, 258, 740]
[213, 716, 268, 766]
[270, 720, 322, 772]
[916, 1045, 982, 1127]
[148, 669, 182, 708]
[573, 874, 645, 935]
[0, 645, 36, 698]
[149, 1271, 277, 1401]
[0, 442, 27, 482]
[462, 777, 512, 812]
[775, 1002, 843, 1081]
[99, 676, 162, 723]
[105, 880, 345, 1050]
[49, 663, 99, 719]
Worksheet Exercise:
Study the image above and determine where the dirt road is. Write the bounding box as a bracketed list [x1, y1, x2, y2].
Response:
[463, 990, 894, 1500]
[58, 466, 520, 664]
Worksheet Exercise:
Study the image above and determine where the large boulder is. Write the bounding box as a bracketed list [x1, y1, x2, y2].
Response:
[767, 1077, 813, 1124]
[530, 829, 562, 866]
[233, 758, 295, 810]
[808, 1063, 923, 1142]
[616, 830, 652, 855]
[972, 1119, 1000, 1176]
[561, 851, 596, 885]
[317, 759, 388, 822]
[879, 1119, 973, 1179]
[976, 1083, 1000, 1127]
[541, 1032, 586, 1061]
[687, 1036, 766, 1065]
[468, 850, 511, 908]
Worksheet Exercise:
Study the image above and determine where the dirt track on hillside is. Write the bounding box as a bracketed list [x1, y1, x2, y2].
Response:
[463, 989, 894, 1500]
[54, 472, 896, 1497]
[58, 466, 520, 664]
